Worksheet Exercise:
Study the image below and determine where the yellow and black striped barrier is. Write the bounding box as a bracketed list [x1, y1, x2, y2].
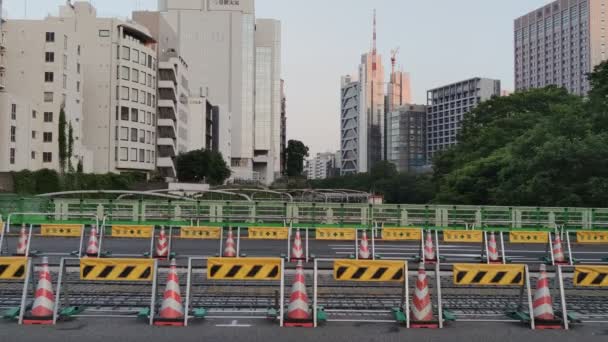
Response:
[381, 228, 422, 241]
[180, 226, 221, 239]
[80, 258, 154, 281]
[315, 228, 356, 241]
[453, 264, 525, 286]
[248, 227, 289, 240]
[41, 224, 83, 237]
[509, 231, 549, 244]
[111, 225, 154, 238]
[443, 230, 483, 243]
[573, 266, 608, 287]
[576, 231, 608, 244]
[207, 257, 281, 281]
[0, 257, 27, 280]
[333, 259, 405, 282]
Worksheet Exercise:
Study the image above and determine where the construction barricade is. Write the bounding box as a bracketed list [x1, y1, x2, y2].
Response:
[174, 225, 222, 258]
[378, 226, 430, 262]
[312, 258, 408, 327]
[100, 224, 156, 257]
[52, 257, 158, 324]
[184, 256, 285, 326]
[559, 265, 608, 325]
[565, 230, 608, 264]
[244, 225, 289, 258]
[311, 226, 358, 259]
[505, 230, 572, 266]
[0, 256, 32, 323]
[444, 263, 543, 329]
[440, 229, 485, 263]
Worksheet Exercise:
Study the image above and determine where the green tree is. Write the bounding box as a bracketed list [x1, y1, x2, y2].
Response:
[68, 122, 74, 172]
[58, 108, 67, 173]
[176, 149, 231, 185]
[285, 140, 309, 177]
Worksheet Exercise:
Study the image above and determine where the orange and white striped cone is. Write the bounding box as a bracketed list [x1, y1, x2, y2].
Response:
[358, 231, 371, 260]
[154, 259, 185, 326]
[155, 227, 169, 259]
[24, 256, 55, 325]
[533, 264, 562, 329]
[424, 231, 436, 263]
[223, 228, 236, 257]
[291, 229, 304, 262]
[410, 262, 438, 328]
[488, 232, 500, 263]
[552, 235, 566, 264]
[15, 225, 28, 256]
[285, 261, 312, 327]
[85, 226, 99, 257]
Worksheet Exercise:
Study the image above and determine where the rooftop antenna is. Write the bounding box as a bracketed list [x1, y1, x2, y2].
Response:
[390, 47, 400, 82]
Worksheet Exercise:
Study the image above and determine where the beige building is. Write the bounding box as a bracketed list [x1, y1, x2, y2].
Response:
[515, 0, 607, 95]
[0, 3, 90, 172]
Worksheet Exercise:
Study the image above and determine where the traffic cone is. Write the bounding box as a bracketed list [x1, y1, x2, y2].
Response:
[424, 231, 436, 263]
[410, 262, 438, 328]
[533, 264, 562, 329]
[24, 256, 55, 325]
[285, 261, 312, 327]
[487, 232, 500, 263]
[223, 228, 236, 257]
[552, 234, 566, 264]
[291, 229, 304, 261]
[154, 259, 185, 326]
[155, 227, 169, 259]
[15, 224, 28, 256]
[358, 231, 371, 259]
[85, 226, 99, 257]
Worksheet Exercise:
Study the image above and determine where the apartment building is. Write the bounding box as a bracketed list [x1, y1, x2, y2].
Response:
[386, 104, 427, 173]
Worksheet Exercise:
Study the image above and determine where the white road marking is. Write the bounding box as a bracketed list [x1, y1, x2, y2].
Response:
[215, 319, 251, 327]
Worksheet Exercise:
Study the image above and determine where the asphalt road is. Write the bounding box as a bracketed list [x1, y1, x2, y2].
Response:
[1, 318, 608, 342]
[1, 232, 606, 266]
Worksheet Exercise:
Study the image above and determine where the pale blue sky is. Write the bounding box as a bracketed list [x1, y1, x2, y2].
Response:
[5, 0, 551, 154]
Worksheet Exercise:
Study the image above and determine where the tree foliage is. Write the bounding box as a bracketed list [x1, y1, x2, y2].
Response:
[58, 108, 67, 173]
[285, 140, 309, 177]
[432, 61, 608, 206]
[175, 149, 231, 185]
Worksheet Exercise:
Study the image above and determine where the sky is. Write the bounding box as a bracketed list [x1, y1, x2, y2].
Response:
[5, 0, 552, 155]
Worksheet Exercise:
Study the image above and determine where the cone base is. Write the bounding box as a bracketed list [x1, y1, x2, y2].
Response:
[488, 260, 504, 264]
[424, 259, 437, 264]
[553, 260, 569, 266]
[154, 255, 169, 260]
[154, 318, 185, 327]
[410, 320, 440, 329]
[284, 318, 314, 328]
[535, 319, 563, 330]
[23, 315, 53, 325]
[85, 253, 100, 258]
[13, 253, 26, 257]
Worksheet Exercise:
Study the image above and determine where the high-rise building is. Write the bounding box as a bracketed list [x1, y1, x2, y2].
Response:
[254, 18, 282, 184]
[305, 152, 338, 180]
[158, 0, 256, 179]
[340, 75, 360, 175]
[0, 3, 90, 172]
[426, 78, 501, 161]
[387, 71, 412, 113]
[386, 104, 427, 173]
[514, 0, 607, 96]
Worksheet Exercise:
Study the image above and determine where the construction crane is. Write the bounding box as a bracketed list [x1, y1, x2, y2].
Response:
[390, 47, 400, 82]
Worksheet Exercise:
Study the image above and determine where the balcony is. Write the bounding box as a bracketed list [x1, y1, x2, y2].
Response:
[158, 61, 177, 83]
[157, 157, 176, 178]
[158, 83, 177, 102]
[158, 99, 176, 117]
[157, 138, 177, 157]
[157, 119, 176, 139]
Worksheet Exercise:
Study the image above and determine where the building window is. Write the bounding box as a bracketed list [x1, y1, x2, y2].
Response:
[98, 30, 110, 37]
[140, 52, 146, 66]
[62, 74, 67, 89]
[120, 127, 128, 141]
[132, 49, 139, 63]
[63, 54, 67, 70]
[146, 112, 151, 125]
[131, 108, 138, 122]
[77, 63, 80, 74]
[139, 149, 145, 162]
[32, 110, 36, 119]
[131, 128, 137, 142]
[122, 46, 130, 60]
[9, 148, 15, 165]
[147, 93, 152, 106]
[43, 152, 52, 163]
[76, 81, 80, 92]
[10, 126, 16, 142]
[131, 88, 138, 103]
[31, 131, 37, 139]
[140, 91, 146, 105]
[121, 66, 129, 80]
[121, 107, 129, 120]
[140, 71, 146, 85]
[43, 132, 53, 142]
[45, 32, 55, 42]
[139, 129, 145, 143]
[31, 151, 36, 160]
[44, 92, 53, 103]
[132, 68, 139, 83]
[77, 45, 81, 55]
[120, 147, 128, 161]
[44, 112, 53, 122]
[11, 104, 16, 119]
[44, 72, 54, 83]
[130, 148, 137, 161]
[121, 86, 129, 100]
